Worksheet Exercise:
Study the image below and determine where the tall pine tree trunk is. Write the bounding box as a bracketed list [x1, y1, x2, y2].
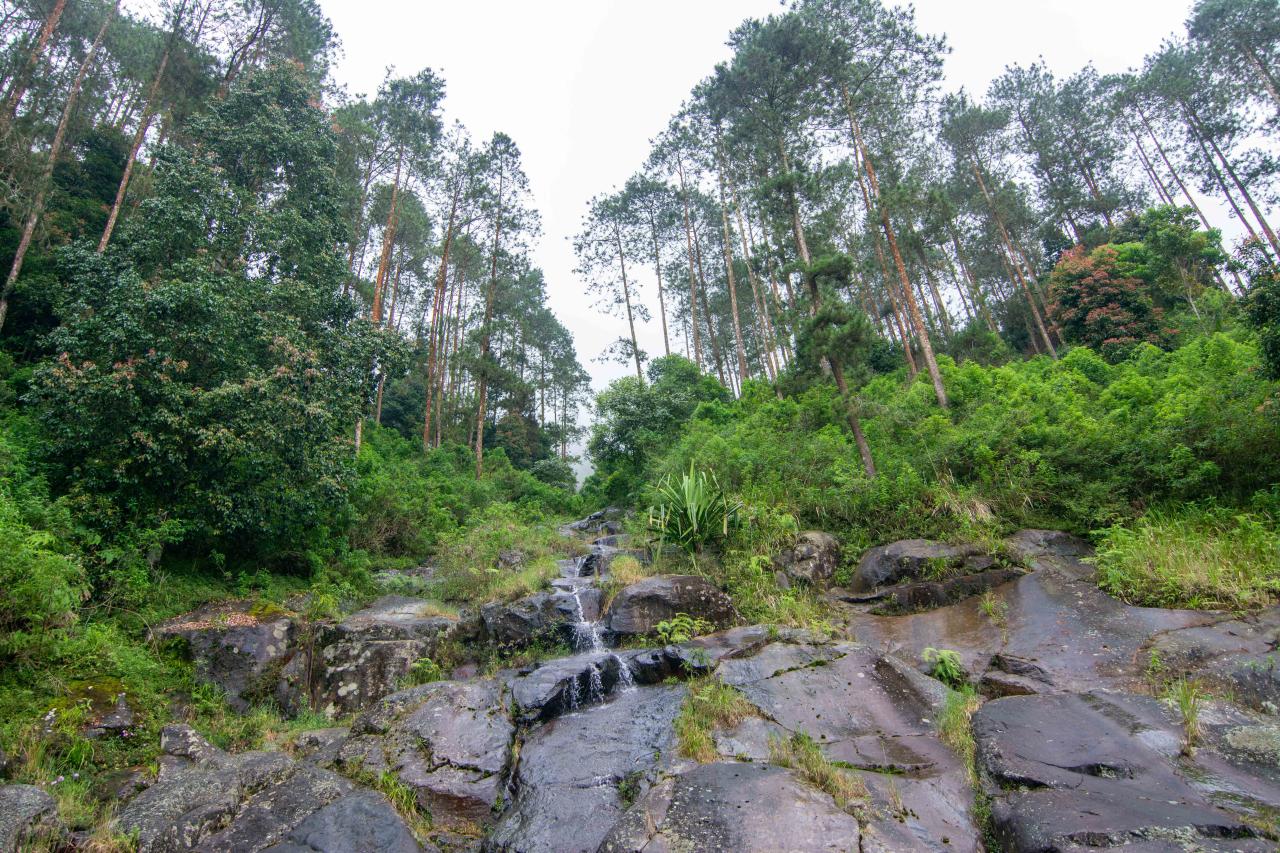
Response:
[612, 221, 643, 380]
[475, 168, 505, 477]
[647, 211, 670, 356]
[2, 0, 66, 123]
[854, 117, 948, 406]
[0, 1, 114, 331]
[675, 155, 702, 367]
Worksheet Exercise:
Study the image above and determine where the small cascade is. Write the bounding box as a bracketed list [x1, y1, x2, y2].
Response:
[611, 654, 635, 692]
[585, 661, 606, 704]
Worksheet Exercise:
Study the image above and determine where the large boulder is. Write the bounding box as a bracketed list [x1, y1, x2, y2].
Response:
[341, 679, 514, 833]
[852, 539, 989, 592]
[153, 601, 296, 712]
[972, 692, 1278, 851]
[508, 651, 631, 722]
[116, 723, 423, 853]
[600, 762, 861, 852]
[305, 595, 463, 717]
[774, 531, 841, 588]
[480, 591, 580, 648]
[0, 785, 65, 852]
[604, 575, 736, 637]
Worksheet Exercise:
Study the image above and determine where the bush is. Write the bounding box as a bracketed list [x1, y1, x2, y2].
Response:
[647, 465, 742, 556]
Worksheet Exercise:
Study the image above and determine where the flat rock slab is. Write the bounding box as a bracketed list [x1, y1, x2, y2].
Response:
[484, 685, 685, 853]
[843, 547, 1215, 693]
[1147, 606, 1280, 712]
[973, 692, 1279, 851]
[600, 762, 861, 852]
[714, 642, 977, 850]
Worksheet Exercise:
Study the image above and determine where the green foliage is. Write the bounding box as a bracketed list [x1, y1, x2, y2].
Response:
[937, 687, 982, 783]
[647, 465, 742, 555]
[922, 647, 966, 687]
[654, 613, 713, 645]
[405, 657, 445, 686]
[1164, 678, 1204, 755]
[1094, 502, 1280, 611]
[1242, 246, 1280, 379]
[31, 66, 387, 568]
[432, 502, 576, 605]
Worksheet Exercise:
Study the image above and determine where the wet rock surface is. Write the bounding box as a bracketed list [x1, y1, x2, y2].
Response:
[485, 685, 685, 853]
[102, 520, 1280, 852]
[973, 691, 1279, 851]
[604, 574, 736, 636]
[600, 762, 862, 852]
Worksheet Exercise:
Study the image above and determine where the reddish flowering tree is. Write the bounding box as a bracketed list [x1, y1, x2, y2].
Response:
[1048, 245, 1168, 361]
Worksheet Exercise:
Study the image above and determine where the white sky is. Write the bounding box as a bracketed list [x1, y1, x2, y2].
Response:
[320, 0, 1202, 397]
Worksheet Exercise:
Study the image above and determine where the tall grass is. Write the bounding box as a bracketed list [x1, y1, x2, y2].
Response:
[1094, 505, 1280, 611]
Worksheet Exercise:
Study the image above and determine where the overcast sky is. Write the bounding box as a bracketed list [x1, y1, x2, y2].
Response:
[320, 0, 1199, 395]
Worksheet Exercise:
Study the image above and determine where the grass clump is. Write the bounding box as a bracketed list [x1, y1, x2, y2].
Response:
[1095, 504, 1280, 611]
[432, 503, 576, 605]
[1164, 678, 1204, 755]
[937, 687, 983, 783]
[922, 647, 966, 688]
[768, 731, 868, 815]
[675, 678, 758, 763]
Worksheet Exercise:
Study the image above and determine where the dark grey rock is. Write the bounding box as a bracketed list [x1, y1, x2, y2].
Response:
[289, 728, 349, 768]
[509, 652, 629, 722]
[480, 592, 577, 648]
[309, 596, 461, 717]
[973, 692, 1274, 851]
[604, 575, 736, 637]
[153, 602, 296, 713]
[0, 784, 65, 852]
[599, 762, 861, 852]
[852, 539, 987, 592]
[774, 531, 842, 587]
[1002, 528, 1092, 562]
[845, 566, 1024, 613]
[485, 685, 684, 853]
[260, 789, 425, 853]
[1147, 607, 1280, 712]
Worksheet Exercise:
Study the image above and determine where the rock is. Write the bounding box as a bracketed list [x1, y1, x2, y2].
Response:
[344, 679, 513, 832]
[117, 726, 424, 852]
[308, 595, 461, 717]
[844, 566, 1024, 613]
[842, 544, 1216, 695]
[713, 642, 978, 850]
[1002, 528, 1091, 561]
[972, 692, 1276, 851]
[1146, 606, 1280, 712]
[261, 790, 426, 853]
[509, 652, 630, 722]
[480, 592, 578, 648]
[290, 728, 349, 768]
[604, 575, 736, 637]
[852, 539, 988, 592]
[495, 550, 524, 571]
[94, 768, 152, 803]
[774, 531, 842, 587]
[154, 601, 296, 713]
[600, 762, 861, 852]
[485, 685, 684, 853]
[0, 785, 65, 852]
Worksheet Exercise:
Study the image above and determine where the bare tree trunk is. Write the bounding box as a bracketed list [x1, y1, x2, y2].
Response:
[475, 167, 505, 478]
[675, 155, 702, 366]
[0, 1, 114, 331]
[1187, 107, 1280, 257]
[2, 0, 66, 122]
[98, 3, 185, 253]
[613, 221, 643, 380]
[853, 116, 948, 406]
[371, 145, 404, 322]
[646, 210, 670, 356]
[423, 173, 461, 450]
[970, 155, 1057, 358]
[713, 138, 749, 386]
